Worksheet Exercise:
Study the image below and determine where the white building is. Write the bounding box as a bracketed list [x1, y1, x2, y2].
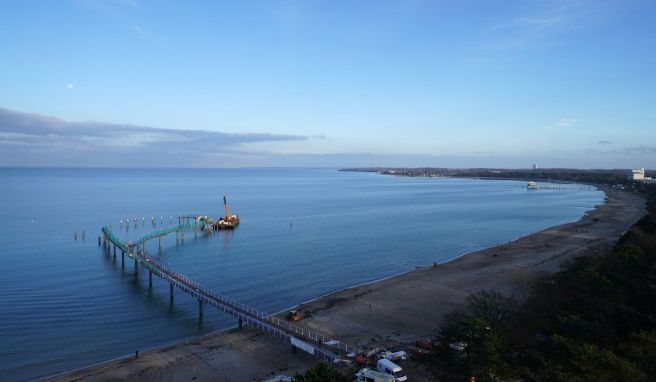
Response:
[628, 168, 645, 181]
[628, 168, 656, 183]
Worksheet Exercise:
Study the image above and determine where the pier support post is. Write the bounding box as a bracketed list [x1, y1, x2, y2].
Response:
[239, 317, 243, 330]
[121, 251, 125, 267]
[98, 236, 101, 246]
[134, 259, 138, 273]
[158, 237, 161, 250]
[149, 270, 152, 288]
[113, 244, 116, 257]
[170, 283, 174, 302]
[198, 299, 204, 320]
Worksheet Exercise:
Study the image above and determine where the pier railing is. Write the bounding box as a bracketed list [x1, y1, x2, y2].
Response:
[100, 225, 360, 359]
[135, 221, 200, 248]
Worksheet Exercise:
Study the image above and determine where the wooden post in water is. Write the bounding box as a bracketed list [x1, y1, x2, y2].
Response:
[121, 251, 125, 267]
[98, 236, 101, 246]
[198, 299, 204, 320]
[170, 283, 174, 302]
[239, 317, 243, 330]
[134, 258, 138, 273]
[113, 244, 116, 257]
[149, 270, 152, 289]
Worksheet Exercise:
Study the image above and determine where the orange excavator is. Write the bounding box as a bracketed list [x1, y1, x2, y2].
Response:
[287, 309, 301, 322]
[215, 194, 240, 229]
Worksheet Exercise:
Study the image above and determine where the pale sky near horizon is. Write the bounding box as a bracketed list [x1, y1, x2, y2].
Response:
[0, 0, 655, 168]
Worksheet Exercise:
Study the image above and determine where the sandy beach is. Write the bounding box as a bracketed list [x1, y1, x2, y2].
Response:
[50, 188, 646, 382]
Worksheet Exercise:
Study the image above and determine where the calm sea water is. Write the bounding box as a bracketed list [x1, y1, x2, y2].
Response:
[0, 168, 604, 381]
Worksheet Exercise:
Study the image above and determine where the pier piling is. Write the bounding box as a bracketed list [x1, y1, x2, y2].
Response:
[239, 317, 243, 330]
[149, 270, 152, 288]
[170, 283, 174, 302]
[198, 299, 204, 320]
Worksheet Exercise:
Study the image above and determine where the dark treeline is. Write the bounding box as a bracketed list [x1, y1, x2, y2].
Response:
[451, 168, 633, 186]
[429, 185, 656, 381]
[340, 167, 655, 187]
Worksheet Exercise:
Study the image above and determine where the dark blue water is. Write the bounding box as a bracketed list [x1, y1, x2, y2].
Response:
[0, 168, 603, 380]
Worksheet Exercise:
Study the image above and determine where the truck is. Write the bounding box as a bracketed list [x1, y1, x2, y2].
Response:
[376, 358, 407, 381]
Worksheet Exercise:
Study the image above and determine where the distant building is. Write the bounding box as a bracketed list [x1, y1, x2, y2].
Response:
[628, 168, 645, 181]
[628, 168, 656, 183]
[532, 164, 538, 170]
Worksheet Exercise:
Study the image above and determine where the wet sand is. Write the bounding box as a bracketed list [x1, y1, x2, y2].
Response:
[50, 189, 646, 382]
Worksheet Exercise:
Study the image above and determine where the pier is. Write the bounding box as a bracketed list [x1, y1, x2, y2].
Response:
[99, 221, 358, 364]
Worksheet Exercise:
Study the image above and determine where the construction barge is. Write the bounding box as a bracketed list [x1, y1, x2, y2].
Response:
[212, 194, 239, 229]
[194, 195, 239, 230]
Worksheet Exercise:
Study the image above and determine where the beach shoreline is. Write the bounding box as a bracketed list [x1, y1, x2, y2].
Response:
[49, 187, 646, 382]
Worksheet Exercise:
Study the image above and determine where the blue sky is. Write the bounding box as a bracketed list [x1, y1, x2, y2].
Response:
[0, 0, 655, 168]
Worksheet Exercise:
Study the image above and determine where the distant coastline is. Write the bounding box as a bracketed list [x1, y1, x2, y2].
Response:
[339, 166, 651, 187]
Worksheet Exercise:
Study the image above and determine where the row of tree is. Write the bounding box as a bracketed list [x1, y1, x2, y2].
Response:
[429, 186, 656, 381]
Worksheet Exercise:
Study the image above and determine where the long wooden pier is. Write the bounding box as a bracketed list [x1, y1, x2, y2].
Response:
[99, 223, 359, 363]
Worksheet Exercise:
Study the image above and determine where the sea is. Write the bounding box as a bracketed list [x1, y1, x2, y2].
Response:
[0, 168, 604, 381]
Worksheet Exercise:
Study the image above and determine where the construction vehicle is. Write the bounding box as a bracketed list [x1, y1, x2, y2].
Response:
[215, 194, 240, 230]
[287, 309, 301, 322]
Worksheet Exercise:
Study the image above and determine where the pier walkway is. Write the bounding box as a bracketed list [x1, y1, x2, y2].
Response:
[100, 224, 359, 363]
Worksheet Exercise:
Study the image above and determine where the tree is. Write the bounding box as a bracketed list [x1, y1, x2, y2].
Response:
[466, 289, 517, 326]
[294, 363, 350, 382]
[430, 290, 517, 381]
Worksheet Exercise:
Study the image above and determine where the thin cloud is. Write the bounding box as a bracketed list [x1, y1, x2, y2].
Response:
[74, 0, 139, 14]
[616, 146, 656, 156]
[0, 107, 310, 164]
[484, 0, 597, 52]
[554, 118, 579, 128]
[132, 25, 149, 38]
[598, 140, 612, 145]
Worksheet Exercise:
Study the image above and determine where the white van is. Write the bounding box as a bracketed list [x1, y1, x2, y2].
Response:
[376, 358, 407, 381]
[354, 368, 395, 382]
